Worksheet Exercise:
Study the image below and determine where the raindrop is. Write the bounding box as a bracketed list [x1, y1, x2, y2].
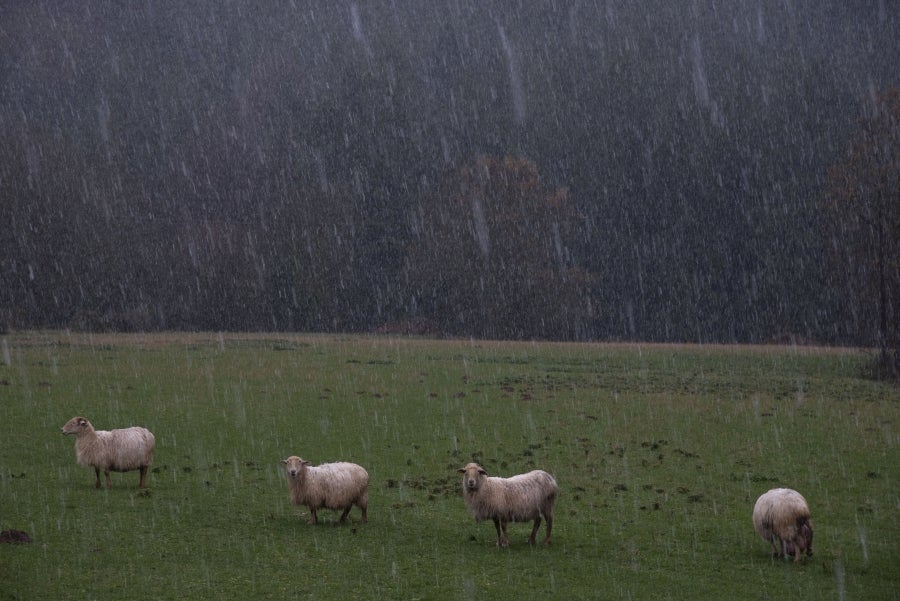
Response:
[97, 96, 111, 144]
[471, 197, 490, 258]
[496, 21, 526, 124]
[856, 519, 869, 566]
[350, 4, 366, 44]
[691, 35, 709, 108]
[462, 576, 475, 600]
[834, 560, 846, 601]
[755, 6, 766, 44]
[795, 378, 805, 405]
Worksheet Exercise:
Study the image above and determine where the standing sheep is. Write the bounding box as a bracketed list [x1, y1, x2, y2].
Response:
[458, 462, 558, 547]
[752, 487, 814, 562]
[280, 456, 369, 525]
[61, 416, 155, 489]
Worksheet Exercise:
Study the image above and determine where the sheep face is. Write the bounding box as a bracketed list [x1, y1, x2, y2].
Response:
[281, 456, 310, 482]
[789, 520, 814, 557]
[61, 416, 91, 436]
[458, 462, 486, 493]
[799, 521, 813, 554]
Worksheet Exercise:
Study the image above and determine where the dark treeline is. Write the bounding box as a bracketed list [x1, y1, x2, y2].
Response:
[1, 1, 897, 344]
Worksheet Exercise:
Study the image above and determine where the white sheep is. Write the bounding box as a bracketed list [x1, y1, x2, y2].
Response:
[61, 416, 155, 489]
[280, 456, 369, 525]
[457, 462, 558, 547]
[752, 487, 814, 562]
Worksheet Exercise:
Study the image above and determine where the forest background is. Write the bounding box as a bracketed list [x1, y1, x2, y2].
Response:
[1, 1, 898, 359]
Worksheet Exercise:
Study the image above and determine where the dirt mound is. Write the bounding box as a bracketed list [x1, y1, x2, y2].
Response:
[0, 530, 32, 544]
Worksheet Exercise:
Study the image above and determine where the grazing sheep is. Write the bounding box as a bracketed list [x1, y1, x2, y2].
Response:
[61, 416, 155, 489]
[280, 456, 369, 525]
[458, 462, 558, 547]
[752, 487, 814, 562]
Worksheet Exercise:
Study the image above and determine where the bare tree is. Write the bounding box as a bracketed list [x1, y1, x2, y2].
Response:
[825, 88, 900, 379]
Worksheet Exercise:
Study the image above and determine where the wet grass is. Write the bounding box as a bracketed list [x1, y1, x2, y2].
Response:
[0, 332, 897, 600]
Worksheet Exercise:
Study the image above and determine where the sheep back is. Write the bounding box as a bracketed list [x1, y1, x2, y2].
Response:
[84, 428, 156, 472]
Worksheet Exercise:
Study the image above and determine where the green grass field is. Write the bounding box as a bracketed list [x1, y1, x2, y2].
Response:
[0, 332, 897, 600]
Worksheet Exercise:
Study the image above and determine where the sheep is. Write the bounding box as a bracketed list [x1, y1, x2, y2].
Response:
[457, 462, 558, 547]
[60, 416, 155, 489]
[280, 456, 369, 525]
[752, 487, 814, 562]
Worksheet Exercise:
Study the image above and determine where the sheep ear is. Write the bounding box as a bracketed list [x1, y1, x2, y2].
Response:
[280, 459, 288, 465]
[78, 418, 87, 426]
[457, 468, 466, 474]
[478, 468, 487, 475]
[300, 460, 311, 466]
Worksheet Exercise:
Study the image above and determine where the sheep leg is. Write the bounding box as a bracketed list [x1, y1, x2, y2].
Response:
[359, 504, 368, 524]
[769, 536, 781, 558]
[339, 506, 352, 523]
[528, 517, 542, 545]
[780, 539, 792, 561]
[139, 466, 149, 489]
[307, 508, 318, 525]
[492, 518, 510, 548]
[542, 513, 553, 545]
[104, 469, 113, 489]
[93, 468, 102, 489]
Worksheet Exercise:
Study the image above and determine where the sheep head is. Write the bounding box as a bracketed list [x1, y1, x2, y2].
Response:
[795, 519, 814, 556]
[61, 416, 92, 436]
[281, 456, 310, 482]
[458, 462, 487, 492]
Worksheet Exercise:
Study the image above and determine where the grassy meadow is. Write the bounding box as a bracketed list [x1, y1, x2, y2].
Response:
[0, 331, 897, 600]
